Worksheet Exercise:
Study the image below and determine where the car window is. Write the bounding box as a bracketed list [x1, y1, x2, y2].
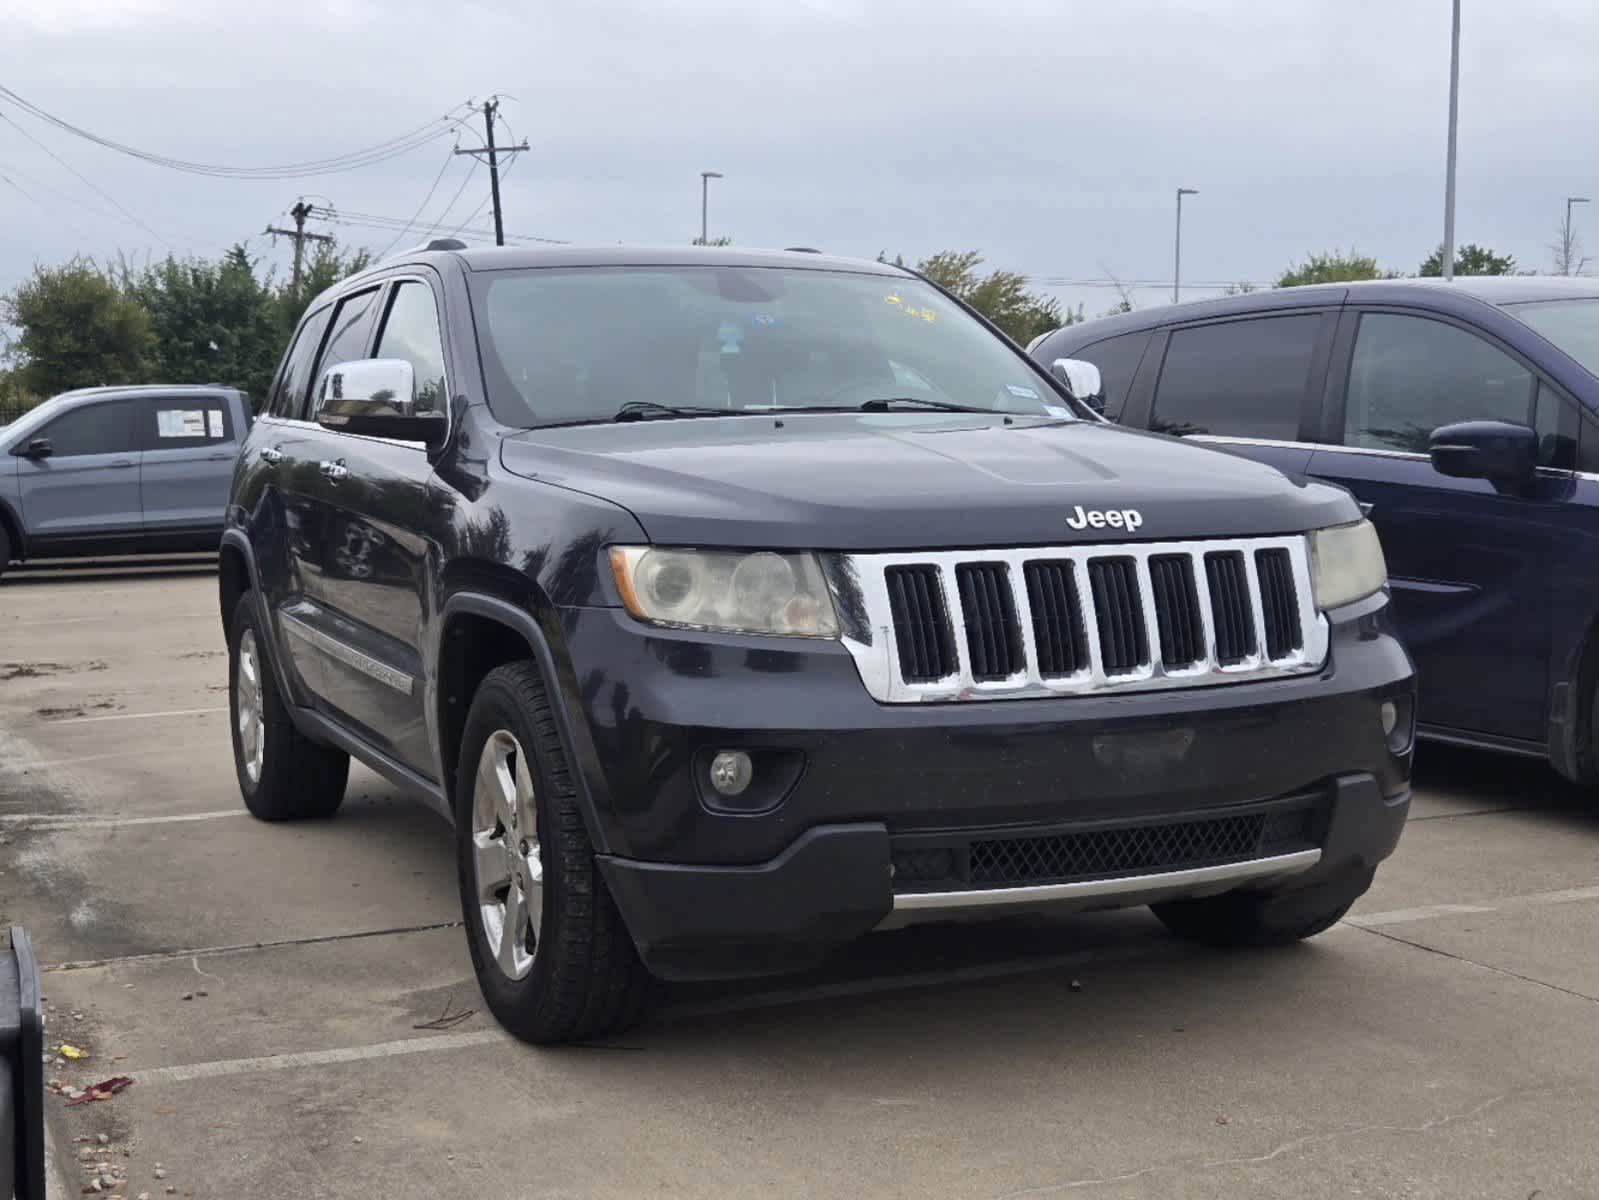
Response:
[36, 401, 136, 457]
[269, 306, 333, 420]
[1069, 331, 1150, 422]
[138, 396, 234, 451]
[309, 288, 382, 417]
[1345, 313, 1533, 454]
[373, 281, 448, 414]
[1533, 382, 1576, 470]
[1151, 315, 1319, 439]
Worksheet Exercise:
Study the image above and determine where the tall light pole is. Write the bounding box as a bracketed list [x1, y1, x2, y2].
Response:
[1173, 188, 1199, 303]
[700, 171, 722, 245]
[1564, 196, 1590, 275]
[1442, 0, 1461, 281]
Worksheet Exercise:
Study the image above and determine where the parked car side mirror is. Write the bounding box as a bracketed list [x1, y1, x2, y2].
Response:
[1049, 358, 1106, 415]
[1429, 419, 1537, 484]
[17, 438, 52, 460]
[314, 359, 446, 447]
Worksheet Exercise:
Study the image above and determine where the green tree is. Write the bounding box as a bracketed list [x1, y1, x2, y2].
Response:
[1, 258, 152, 396]
[275, 242, 373, 342]
[1276, 249, 1396, 288]
[1418, 242, 1516, 277]
[120, 245, 283, 405]
[900, 249, 1078, 344]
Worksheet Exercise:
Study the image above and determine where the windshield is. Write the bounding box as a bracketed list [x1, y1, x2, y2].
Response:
[469, 265, 1074, 427]
[1504, 297, 1599, 377]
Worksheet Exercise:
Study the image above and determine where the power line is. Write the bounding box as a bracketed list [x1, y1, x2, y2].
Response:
[374, 149, 459, 258]
[0, 109, 170, 246]
[0, 86, 476, 180]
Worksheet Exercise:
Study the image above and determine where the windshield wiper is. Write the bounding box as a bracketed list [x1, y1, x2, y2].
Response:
[856, 397, 997, 415]
[612, 400, 731, 422]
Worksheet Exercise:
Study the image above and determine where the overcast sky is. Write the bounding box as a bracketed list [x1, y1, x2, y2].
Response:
[3, 0, 1598, 323]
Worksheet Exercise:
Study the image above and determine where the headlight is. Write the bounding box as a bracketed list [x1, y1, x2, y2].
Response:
[608, 547, 840, 638]
[1308, 519, 1387, 610]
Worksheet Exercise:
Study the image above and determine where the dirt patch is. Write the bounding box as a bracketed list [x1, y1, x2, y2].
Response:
[177, 650, 223, 661]
[35, 700, 120, 720]
[0, 660, 108, 680]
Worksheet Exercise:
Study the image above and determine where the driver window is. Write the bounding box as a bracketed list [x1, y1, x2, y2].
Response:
[1345, 314, 1533, 454]
[308, 288, 382, 418]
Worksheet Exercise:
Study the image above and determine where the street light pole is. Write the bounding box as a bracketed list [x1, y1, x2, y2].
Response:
[1565, 196, 1590, 275]
[1442, 0, 1461, 281]
[1174, 188, 1198, 304]
[700, 171, 722, 245]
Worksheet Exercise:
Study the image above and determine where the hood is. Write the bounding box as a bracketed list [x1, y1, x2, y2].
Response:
[499, 412, 1360, 550]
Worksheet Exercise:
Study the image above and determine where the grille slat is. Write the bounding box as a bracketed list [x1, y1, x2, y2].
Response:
[1205, 551, 1257, 665]
[886, 565, 955, 682]
[1024, 561, 1088, 677]
[956, 563, 1023, 680]
[1256, 548, 1303, 660]
[1088, 558, 1148, 675]
[868, 537, 1319, 701]
[1149, 554, 1204, 668]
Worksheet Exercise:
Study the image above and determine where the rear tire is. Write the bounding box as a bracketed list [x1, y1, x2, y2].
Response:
[0, 522, 10, 581]
[455, 661, 653, 1044]
[1151, 868, 1374, 949]
[227, 593, 349, 821]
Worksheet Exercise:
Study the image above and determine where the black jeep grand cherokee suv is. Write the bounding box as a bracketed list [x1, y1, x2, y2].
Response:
[220, 245, 1415, 1043]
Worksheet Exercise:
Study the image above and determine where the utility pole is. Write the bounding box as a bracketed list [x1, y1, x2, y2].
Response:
[454, 99, 528, 246]
[1441, 0, 1461, 281]
[264, 200, 333, 292]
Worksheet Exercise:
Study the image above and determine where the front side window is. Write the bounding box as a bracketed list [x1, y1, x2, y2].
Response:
[309, 288, 382, 417]
[1070, 331, 1151, 422]
[1345, 313, 1533, 454]
[1151, 315, 1320, 439]
[374, 281, 448, 414]
[270, 306, 333, 419]
[469, 266, 1072, 428]
[37, 401, 135, 457]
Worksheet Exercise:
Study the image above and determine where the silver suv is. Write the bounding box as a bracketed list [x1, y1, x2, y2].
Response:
[0, 385, 249, 579]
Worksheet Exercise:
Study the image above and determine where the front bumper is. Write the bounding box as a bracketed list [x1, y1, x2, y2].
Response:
[560, 592, 1414, 981]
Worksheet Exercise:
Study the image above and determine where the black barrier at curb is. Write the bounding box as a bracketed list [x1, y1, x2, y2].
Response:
[1, 928, 44, 1200]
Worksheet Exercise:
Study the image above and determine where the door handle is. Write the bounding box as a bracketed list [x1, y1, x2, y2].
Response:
[109, 459, 134, 469]
[259, 446, 284, 465]
[319, 460, 349, 482]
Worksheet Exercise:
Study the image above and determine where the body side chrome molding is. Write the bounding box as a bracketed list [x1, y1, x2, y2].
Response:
[278, 610, 416, 696]
[887, 849, 1323, 917]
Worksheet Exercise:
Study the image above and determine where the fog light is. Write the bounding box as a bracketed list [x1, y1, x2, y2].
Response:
[709, 750, 753, 797]
[1380, 701, 1399, 738]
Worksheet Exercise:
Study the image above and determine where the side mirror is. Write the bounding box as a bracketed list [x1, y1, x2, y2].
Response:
[314, 359, 446, 446]
[18, 438, 52, 460]
[1050, 358, 1106, 415]
[1429, 419, 1537, 483]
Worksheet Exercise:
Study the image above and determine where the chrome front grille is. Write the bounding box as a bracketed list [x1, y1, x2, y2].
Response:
[836, 536, 1328, 704]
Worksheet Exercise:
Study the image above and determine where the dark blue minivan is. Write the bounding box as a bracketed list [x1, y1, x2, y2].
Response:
[1030, 278, 1599, 782]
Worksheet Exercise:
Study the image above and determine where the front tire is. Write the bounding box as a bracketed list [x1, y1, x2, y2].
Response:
[228, 593, 349, 821]
[455, 661, 652, 1044]
[1151, 868, 1374, 949]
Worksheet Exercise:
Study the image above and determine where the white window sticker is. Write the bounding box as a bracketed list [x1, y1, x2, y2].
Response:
[156, 409, 209, 438]
[206, 410, 224, 438]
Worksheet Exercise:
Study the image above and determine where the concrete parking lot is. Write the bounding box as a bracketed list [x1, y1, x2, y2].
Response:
[3, 564, 1598, 1199]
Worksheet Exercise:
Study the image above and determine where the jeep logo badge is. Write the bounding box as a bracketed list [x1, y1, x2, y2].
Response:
[1067, 505, 1143, 533]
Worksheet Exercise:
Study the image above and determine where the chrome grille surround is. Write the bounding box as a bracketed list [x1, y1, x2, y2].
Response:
[834, 535, 1328, 704]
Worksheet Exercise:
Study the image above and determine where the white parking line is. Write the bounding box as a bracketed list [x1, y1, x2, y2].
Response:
[0, 808, 243, 829]
[136, 1030, 506, 1085]
[50, 706, 226, 725]
[1348, 883, 1599, 928]
[0, 746, 183, 772]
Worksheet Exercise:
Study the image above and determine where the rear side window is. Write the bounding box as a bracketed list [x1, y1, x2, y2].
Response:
[373, 281, 448, 414]
[36, 401, 135, 457]
[269, 307, 332, 420]
[138, 397, 234, 451]
[1069, 331, 1150, 422]
[1345, 313, 1533, 454]
[1151, 315, 1321, 439]
[309, 288, 382, 416]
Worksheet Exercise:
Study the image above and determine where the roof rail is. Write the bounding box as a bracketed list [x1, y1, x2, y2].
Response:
[784, 246, 823, 254]
[423, 237, 468, 252]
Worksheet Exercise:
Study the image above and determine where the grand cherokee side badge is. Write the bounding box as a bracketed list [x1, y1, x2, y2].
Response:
[1067, 505, 1143, 532]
